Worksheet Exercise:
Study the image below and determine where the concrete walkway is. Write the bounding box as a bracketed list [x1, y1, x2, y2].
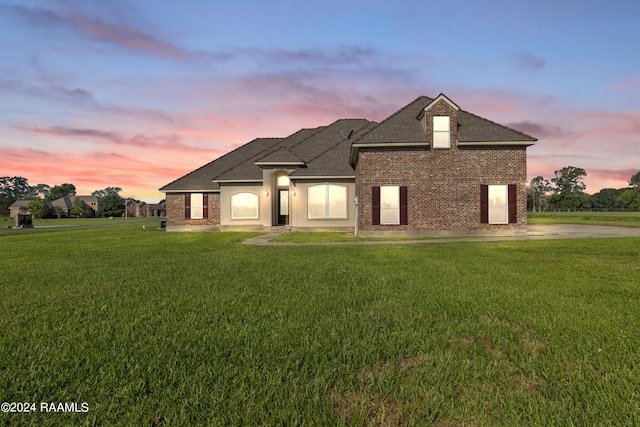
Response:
[243, 224, 640, 246]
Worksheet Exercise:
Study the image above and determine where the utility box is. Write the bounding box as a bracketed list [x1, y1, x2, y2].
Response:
[16, 213, 34, 228]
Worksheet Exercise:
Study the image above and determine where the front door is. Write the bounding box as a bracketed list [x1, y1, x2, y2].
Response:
[278, 189, 289, 225]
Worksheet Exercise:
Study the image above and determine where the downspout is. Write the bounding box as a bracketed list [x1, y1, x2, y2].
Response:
[353, 196, 358, 236]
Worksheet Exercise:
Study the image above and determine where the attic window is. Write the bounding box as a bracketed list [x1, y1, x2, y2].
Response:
[433, 116, 451, 148]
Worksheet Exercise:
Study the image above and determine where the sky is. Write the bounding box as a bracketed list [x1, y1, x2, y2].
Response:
[1, 0, 639, 203]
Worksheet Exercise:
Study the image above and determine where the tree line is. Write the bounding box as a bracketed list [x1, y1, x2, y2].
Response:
[528, 167, 640, 212]
[0, 176, 129, 218]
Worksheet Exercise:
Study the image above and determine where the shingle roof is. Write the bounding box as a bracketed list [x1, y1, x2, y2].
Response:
[160, 95, 536, 192]
[354, 95, 536, 144]
[160, 137, 282, 191]
[356, 96, 432, 144]
[290, 119, 371, 177]
[457, 110, 537, 142]
[9, 200, 30, 209]
[256, 148, 303, 164]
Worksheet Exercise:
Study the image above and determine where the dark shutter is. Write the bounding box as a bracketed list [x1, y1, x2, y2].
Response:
[480, 185, 488, 224]
[400, 186, 408, 225]
[185, 194, 191, 219]
[508, 184, 517, 224]
[203, 193, 209, 219]
[372, 187, 380, 225]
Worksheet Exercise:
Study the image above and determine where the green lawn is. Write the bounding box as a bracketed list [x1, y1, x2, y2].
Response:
[1, 225, 640, 425]
[529, 211, 640, 227]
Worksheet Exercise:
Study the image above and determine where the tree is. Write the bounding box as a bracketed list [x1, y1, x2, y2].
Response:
[100, 193, 124, 217]
[590, 188, 624, 211]
[630, 171, 640, 188]
[71, 197, 87, 217]
[92, 187, 123, 199]
[527, 176, 552, 211]
[0, 177, 49, 215]
[621, 187, 640, 210]
[27, 197, 47, 219]
[48, 183, 76, 201]
[549, 166, 587, 210]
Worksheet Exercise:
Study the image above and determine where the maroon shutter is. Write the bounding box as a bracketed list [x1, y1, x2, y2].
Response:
[185, 194, 191, 219]
[508, 184, 517, 224]
[480, 185, 488, 224]
[372, 187, 380, 225]
[203, 193, 209, 219]
[400, 186, 408, 225]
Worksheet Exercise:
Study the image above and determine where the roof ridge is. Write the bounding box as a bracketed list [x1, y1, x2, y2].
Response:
[283, 126, 326, 152]
[304, 120, 371, 164]
[353, 95, 433, 142]
[459, 109, 538, 141]
[212, 137, 287, 179]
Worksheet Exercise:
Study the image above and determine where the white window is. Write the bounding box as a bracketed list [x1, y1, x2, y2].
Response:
[433, 116, 451, 148]
[489, 185, 508, 224]
[380, 186, 399, 225]
[191, 193, 203, 219]
[308, 184, 347, 219]
[231, 192, 259, 219]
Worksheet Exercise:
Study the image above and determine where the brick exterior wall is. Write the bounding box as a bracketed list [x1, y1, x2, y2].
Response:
[355, 99, 527, 233]
[165, 193, 220, 227]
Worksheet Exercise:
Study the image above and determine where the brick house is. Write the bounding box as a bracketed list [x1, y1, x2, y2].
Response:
[160, 94, 537, 236]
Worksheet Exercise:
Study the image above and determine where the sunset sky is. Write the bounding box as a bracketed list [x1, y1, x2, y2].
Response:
[1, 0, 638, 202]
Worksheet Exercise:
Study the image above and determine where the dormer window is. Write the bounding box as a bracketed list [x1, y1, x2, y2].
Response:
[433, 116, 450, 148]
[433, 116, 451, 148]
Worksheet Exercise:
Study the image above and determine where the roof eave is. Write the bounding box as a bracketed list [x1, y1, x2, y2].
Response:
[350, 142, 430, 164]
[290, 175, 355, 180]
[458, 140, 537, 147]
[254, 161, 306, 167]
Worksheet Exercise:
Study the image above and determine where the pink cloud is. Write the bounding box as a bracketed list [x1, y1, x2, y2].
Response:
[5, 4, 196, 60]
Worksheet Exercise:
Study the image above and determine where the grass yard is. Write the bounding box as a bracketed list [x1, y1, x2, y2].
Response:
[1, 224, 640, 425]
[529, 211, 640, 227]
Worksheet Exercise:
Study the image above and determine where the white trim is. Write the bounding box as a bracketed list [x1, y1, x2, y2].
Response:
[214, 179, 263, 183]
[351, 142, 429, 148]
[162, 189, 219, 193]
[255, 161, 306, 166]
[291, 175, 355, 180]
[423, 94, 460, 112]
[458, 141, 536, 146]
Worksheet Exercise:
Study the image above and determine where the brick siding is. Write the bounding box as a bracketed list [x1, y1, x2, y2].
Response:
[356, 146, 527, 232]
[165, 193, 220, 226]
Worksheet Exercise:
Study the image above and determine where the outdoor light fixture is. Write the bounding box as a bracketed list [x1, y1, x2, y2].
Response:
[263, 188, 269, 197]
[291, 189, 296, 197]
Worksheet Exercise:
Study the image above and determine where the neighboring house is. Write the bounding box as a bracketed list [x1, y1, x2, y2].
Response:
[147, 202, 166, 217]
[51, 196, 98, 218]
[160, 94, 537, 236]
[125, 200, 148, 217]
[78, 196, 99, 216]
[8, 200, 30, 219]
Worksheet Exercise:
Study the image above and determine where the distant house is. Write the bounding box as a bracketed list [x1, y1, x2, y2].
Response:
[8, 200, 30, 219]
[147, 202, 166, 217]
[160, 94, 537, 236]
[51, 196, 99, 218]
[125, 200, 148, 217]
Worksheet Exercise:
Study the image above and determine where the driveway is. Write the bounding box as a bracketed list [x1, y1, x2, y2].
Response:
[245, 224, 640, 246]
